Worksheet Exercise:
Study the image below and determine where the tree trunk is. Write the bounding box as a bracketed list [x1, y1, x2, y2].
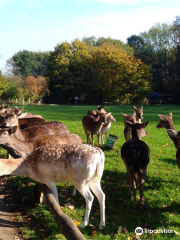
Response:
[37, 183, 86, 240]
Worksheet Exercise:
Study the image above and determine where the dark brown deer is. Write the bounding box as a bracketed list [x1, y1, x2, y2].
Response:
[2, 113, 69, 141]
[121, 121, 150, 209]
[0, 143, 105, 230]
[156, 113, 178, 149]
[82, 111, 111, 146]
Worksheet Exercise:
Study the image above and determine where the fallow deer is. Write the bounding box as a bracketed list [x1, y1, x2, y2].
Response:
[121, 111, 147, 141]
[99, 114, 116, 145]
[133, 106, 143, 123]
[121, 121, 150, 209]
[87, 105, 107, 116]
[0, 143, 106, 230]
[166, 129, 180, 169]
[82, 111, 111, 146]
[121, 112, 136, 141]
[2, 113, 69, 141]
[156, 113, 178, 149]
[0, 127, 82, 158]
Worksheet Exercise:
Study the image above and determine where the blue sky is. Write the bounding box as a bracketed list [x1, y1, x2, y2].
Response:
[0, 0, 180, 74]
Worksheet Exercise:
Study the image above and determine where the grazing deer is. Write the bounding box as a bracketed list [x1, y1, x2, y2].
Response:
[166, 130, 180, 169]
[133, 106, 143, 123]
[2, 113, 69, 141]
[0, 143, 106, 230]
[156, 113, 178, 149]
[99, 114, 116, 145]
[121, 121, 150, 209]
[82, 111, 111, 146]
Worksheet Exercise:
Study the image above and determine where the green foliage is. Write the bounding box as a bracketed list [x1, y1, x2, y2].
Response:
[11, 50, 50, 77]
[0, 71, 8, 96]
[3, 104, 180, 240]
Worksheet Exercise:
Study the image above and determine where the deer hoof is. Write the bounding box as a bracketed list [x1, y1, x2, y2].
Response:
[99, 221, 105, 230]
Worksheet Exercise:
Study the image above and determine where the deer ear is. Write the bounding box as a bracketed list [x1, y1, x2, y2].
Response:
[121, 112, 127, 117]
[169, 113, 172, 117]
[141, 106, 143, 110]
[125, 121, 133, 127]
[158, 114, 165, 120]
[134, 106, 137, 110]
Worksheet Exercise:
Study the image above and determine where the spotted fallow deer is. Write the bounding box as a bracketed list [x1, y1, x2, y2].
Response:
[0, 143, 106, 230]
[2, 113, 69, 141]
[121, 121, 150, 209]
[82, 111, 111, 146]
[156, 113, 178, 149]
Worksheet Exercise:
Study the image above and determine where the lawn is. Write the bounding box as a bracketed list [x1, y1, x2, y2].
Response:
[1, 104, 180, 240]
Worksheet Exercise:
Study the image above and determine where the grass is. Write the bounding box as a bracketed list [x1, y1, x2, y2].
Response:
[2, 104, 180, 239]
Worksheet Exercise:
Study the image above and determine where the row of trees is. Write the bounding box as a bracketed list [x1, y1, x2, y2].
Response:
[1, 16, 180, 104]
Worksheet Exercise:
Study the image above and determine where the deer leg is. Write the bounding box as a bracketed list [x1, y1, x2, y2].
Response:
[126, 167, 132, 198]
[72, 185, 77, 196]
[43, 181, 59, 205]
[89, 180, 105, 230]
[91, 133, 94, 146]
[139, 177, 145, 209]
[77, 186, 94, 228]
[132, 178, 137, 210]
[97, 133, 101, 147]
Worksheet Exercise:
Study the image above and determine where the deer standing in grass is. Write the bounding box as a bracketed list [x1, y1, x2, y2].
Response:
[156, 113, 178, 149]
[166, 130, 180, 169]
[0, 143, 106, 230]
[121, 121, 150, 209]
[82, 111, 111, 146]
[99, 114, 116, 145]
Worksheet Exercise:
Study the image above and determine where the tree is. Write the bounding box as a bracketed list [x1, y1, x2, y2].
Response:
[84, 44, 151, 103]
[47, 39, 91, 103]
[9, 50, 50, 77]
[0, 71, 8, 96]
[25, 76, 49, 102]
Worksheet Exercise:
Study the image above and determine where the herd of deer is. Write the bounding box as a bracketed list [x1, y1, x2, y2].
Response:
[0, 103, 179, 231]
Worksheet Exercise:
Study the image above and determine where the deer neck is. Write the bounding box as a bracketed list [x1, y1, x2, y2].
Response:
[166, 121, 175, 130]
[0, 158, 25, 176]
[14, 125, 27, 141]
[131, 129, 141, 140]
[8, 135, 33, 157]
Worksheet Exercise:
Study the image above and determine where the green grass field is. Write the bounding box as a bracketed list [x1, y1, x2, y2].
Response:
[1, 104, 180, 240]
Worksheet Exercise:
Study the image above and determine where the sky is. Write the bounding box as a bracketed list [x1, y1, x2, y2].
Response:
[0, 0, 180, 74]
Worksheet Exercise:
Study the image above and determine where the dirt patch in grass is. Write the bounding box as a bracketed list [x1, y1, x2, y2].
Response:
[0, 177, 27, 240]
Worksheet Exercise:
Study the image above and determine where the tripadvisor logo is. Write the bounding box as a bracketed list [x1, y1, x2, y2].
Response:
[135, 227, 143, 235]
